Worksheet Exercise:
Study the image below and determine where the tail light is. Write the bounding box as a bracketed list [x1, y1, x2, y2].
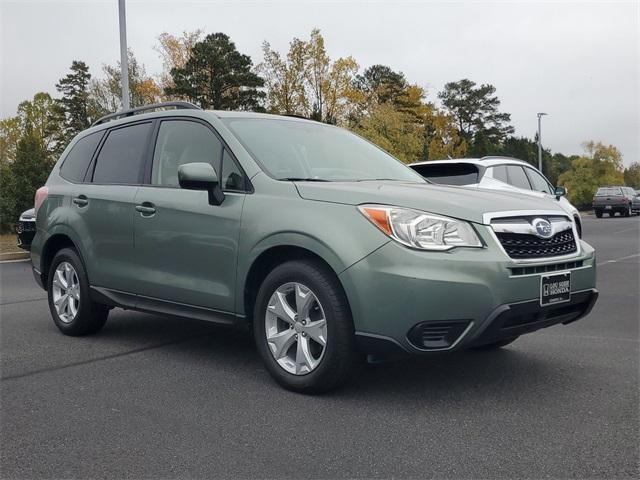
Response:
[34, 186, 49, 215]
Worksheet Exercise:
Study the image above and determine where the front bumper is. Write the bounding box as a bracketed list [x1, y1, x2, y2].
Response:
[339, 233, 597, 355]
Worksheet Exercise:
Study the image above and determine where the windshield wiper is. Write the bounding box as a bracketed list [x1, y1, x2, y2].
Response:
[280, 177, 330, 182]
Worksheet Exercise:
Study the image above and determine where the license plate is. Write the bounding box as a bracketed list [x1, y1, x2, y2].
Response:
[540, 272, 571, 306]
[605, 205, 612, 209]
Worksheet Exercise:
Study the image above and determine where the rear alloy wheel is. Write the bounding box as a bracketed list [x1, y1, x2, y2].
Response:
[253, 260, 357, 393]
[51, 262, 81, 323]
[47, 248, 109, 336]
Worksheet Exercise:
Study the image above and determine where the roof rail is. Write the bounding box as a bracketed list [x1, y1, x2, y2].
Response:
[91, 101, 201, 127]
[479, 156, 524, 162]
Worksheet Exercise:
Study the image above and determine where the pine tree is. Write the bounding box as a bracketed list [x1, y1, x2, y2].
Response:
[56, 61, 92, 143]
[167, 33, 265, 110]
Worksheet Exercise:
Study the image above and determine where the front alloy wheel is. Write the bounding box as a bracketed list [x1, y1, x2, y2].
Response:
[265, 282, 327, 375]
[253, 259, 358, 393]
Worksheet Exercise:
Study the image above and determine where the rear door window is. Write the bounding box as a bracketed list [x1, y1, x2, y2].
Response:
[151, 120, 223, 188]
[60, 132, 102, 182]
[506, 165, 532, 190]
[490, 165, 509, 183]
[92, 122, 152, 184]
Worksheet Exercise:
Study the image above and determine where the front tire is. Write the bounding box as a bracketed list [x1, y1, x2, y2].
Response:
[253, 260, 357, 393]
[47, 248, 109, 336]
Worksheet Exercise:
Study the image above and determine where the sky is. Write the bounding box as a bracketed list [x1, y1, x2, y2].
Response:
[1, 0, 638, 165]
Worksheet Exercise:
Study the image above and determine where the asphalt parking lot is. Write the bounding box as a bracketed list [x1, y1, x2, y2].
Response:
[1, 215, 638, 479]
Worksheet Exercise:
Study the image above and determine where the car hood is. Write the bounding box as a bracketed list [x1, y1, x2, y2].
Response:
[295, 181, 566, 224]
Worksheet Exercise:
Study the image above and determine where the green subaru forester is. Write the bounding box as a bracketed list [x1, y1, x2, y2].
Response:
[30, 103, 598, 393]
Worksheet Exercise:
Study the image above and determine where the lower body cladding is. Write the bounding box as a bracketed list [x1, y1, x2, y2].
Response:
[339, 239, 598, 356]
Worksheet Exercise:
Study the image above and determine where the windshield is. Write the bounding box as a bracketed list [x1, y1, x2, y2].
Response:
[410, 162, 480, 185]
[222, 117, 425, 182]
[596, 187, 623, 196]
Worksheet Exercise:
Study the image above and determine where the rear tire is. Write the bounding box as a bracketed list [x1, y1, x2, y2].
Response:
[253, 259, 358, 394]
[623, 205, 631, 217]
[471, 336, 519, 351]
[47, 248, 108, 336]
[595, 210, 602, 218]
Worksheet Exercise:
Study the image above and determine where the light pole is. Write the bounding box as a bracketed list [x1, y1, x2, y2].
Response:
[118, 0, 130, 110]
[537, 112, 547, 173]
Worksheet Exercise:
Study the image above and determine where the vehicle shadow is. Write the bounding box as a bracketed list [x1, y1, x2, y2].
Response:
[98, 310, 567, 404]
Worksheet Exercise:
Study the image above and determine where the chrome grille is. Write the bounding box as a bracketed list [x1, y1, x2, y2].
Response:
[496, 230, 577, 259]
[491, 215, 578, 260]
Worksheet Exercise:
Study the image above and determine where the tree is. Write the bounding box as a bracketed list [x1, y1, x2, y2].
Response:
[0, 117, 21, 167]
[354, 64, 408, 110]
[423, 110, 467, 160]
[90, 50, 162, 115]
[438, 79, 514, 155]
[258, 38, 308, 115]
[16, 93, 65, 158]
[167, 33, 265, 110]
[558, 141, 625, 208]
[260, 29, 359, 124]
[56, 61, 92, 144]
[624, 162, 640, 189]
[1, 126, 53, 232]
[155, 30, 204, 94]
[354, 103, 425, 163]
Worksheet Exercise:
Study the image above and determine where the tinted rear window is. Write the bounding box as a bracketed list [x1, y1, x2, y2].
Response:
[92, 123, 152, 184]
[60, 132, 102, 182]
[410, 163, 480, 185]
[596, 187, 623, 196]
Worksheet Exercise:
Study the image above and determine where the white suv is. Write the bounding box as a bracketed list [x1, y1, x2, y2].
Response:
[409, 156, 583, 237]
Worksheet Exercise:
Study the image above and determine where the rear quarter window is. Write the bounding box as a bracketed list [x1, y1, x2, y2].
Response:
[60, 132, 103, 182]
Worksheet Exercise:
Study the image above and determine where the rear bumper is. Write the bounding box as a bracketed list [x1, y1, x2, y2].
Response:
[355, 289, 598, 355]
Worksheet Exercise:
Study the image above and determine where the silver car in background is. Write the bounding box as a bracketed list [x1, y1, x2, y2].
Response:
[409, 156, 583, 237]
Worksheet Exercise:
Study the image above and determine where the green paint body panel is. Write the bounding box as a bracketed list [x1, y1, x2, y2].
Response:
[31, 109, 598, 353]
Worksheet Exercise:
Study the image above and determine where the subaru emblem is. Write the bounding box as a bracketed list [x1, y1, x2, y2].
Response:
[532, 218, 553, 239]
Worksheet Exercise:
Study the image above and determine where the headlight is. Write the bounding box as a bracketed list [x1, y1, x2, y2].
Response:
[358, 204, 482, 251]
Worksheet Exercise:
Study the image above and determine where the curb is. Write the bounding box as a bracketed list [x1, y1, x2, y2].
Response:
[0, 252, 30, 262]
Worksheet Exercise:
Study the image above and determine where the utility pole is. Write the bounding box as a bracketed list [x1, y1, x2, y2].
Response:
[537, 112, 547, 173]
[118, 0, 130, 110]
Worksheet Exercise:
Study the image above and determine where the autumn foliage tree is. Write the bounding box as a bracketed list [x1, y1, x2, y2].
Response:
[155, 30, 204, 95]
[558, 142, 625, 208]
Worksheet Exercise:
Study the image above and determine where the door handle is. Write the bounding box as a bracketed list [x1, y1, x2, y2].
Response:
[72, 195, 88, 207]
[135, 202, 156, 216]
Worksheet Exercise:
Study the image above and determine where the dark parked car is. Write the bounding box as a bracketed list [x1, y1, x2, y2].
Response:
[593, 186, 638, 217]
[17, 208, 36, 250]
[632, 190, 640, 214]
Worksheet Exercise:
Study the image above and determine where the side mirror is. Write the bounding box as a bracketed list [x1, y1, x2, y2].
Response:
[178, 162, 224, 206]
[554, 186, 567, 199]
